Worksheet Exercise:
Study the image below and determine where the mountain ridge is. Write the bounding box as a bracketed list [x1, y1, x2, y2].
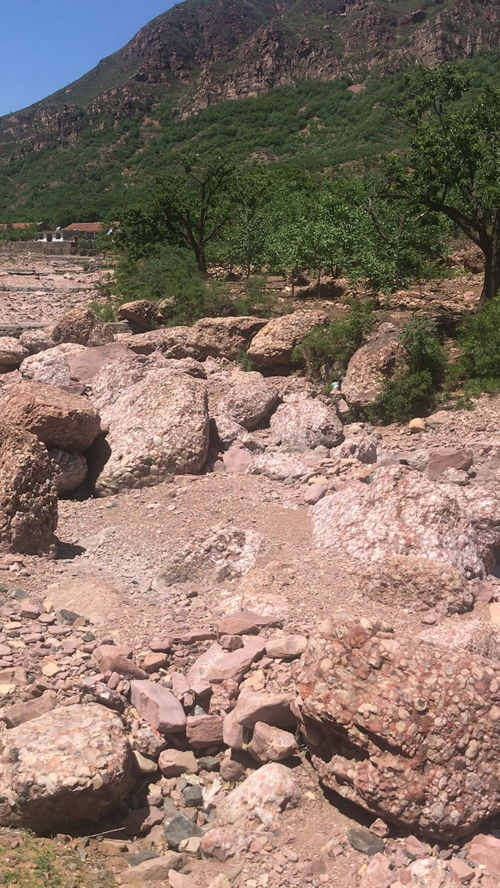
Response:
[1, 0, 498, 157]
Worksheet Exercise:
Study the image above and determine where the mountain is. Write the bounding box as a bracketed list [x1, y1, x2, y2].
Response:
[0, 0, 498, 221]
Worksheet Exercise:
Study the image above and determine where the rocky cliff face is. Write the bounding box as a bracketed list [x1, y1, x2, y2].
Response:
[0, 0, 498, 159]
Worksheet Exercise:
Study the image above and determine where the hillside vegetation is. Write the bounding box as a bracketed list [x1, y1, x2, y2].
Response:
[0, 53, 498, 225]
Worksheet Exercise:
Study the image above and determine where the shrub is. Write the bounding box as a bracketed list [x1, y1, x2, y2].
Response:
[459, 297, 500, 380]
[292, 298, 373, 378]
[374, 315, 447, 422]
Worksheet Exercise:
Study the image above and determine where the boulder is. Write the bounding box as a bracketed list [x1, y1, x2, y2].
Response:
[122, 327, 192, 358]
[118, 300, 160, 332]
[247, 310, 328, 371]
[216, 762, 300, 826]
[361, 556, 475, 615]
[94, 370, 209, 496]
[51, 307, 114, 347]
[0, 337, 29, 368]
[19, 329, 55, 355]
[187, 316, 268, 360]
[1, 380, 101, 452]
[66, 342, 133, 385]
[295, 618, 500, 839]
[0, 422, 57, 555]
[157, 525, 265, 587]
[213, 415, 261, 452]
[213, 371, 279, 430]
[20, 343, 86, 387]
[342, 326, 405, 408]
[0, 704, 134, 832]
[311, 465, 500, 578]
[336, 430, 378, 464]
[270, 398, 343, 450]
[49, 449, 88, 495]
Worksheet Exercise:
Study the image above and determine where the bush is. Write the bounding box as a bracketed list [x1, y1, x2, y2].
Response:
[459, 297, 500, 380]
[374, 315, 447, 422]
[373, 370, 436, 423]
[292, 299, 373, 378]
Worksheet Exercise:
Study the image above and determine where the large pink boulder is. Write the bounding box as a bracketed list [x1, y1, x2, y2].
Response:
[295, 618, 500, 840]
[312, 465, 500, 578]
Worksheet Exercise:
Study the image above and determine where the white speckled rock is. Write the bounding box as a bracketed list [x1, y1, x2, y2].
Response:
[217, 762, 300, 826]
[270, 398, 343, 450]
[94, 369, 209, 496]
[0, 704, 134, 832]
[312, 464, 500, 578]
[0, 337, 29, 368]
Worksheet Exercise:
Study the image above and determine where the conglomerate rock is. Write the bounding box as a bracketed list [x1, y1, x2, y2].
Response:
[94, 369, 209, 495]
[312, 465, 500, 578]
[211, 370, 279, 430]
[0, 704, 135, 832]
[51, 307, 114, 347]
[295, 618, 500, 840]
[186, 315, 268, 360]
[20, 342, 86, 387]
[0, 337, 29, 368]
[0, 422, 57, 555]
[361, 555, 475, 615]
[270, 397, 344, 450]
[1, 380, 101, 452]
[247, 310, 328, 371]
[341, 325, 405, 408]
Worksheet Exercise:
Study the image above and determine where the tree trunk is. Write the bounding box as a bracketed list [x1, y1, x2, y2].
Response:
[478, 251, 500, 311]
[477, 216, 500, 311]
[194, 244, 208, 276]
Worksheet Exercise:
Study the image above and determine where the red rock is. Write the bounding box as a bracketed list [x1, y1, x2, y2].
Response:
[130, 681, 187, 734]
[304, 482, 329, 505]
[427, 448, 473, 481]
[2, 690, 57, 728]
[141, 652, 168, 673]
[358, 853, 394, 888]
[19, 603, 41, 620]
[296, 619, 500, 840]
[158, 749, 198, 777]
[149, 637, 172, 652]
[219, 755, 246, 783]
[248, 722, 297, 763]
[207, 638, 266, 684]
[217, 612, 282, 636]
[187, 638, 265, 696]
[265, 635, 307, 659]
[220, 634, 244, 651]
[93, 645, 147, 680]
[186, 715, 224, 748]
[466, 834, 500, 879]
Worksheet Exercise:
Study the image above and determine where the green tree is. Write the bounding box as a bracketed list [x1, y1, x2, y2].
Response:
[382, 66, 500, 308]
[117, 155, 239, 275]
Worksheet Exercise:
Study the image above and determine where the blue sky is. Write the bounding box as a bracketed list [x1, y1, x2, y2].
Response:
[0, 1, 177, 116]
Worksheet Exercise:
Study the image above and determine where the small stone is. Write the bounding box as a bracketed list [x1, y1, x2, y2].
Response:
[248, 722, 298, 764]
[130, 680, 187, 733]
[121, 853, 185, 884]
[164, 813, 202, 851]
[186, 715, 224, 748]
[159, 749, 198, 778]
[133, 751, 158, 775]
[408, 418, 426, 432]
[265, 636, 307, 659]
[347, 827, 385, 856]
[182, 784, 203, 808]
